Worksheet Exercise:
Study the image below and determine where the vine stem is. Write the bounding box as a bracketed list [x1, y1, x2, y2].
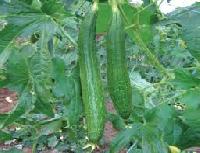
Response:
[133, 31, 168, 75]
[125, 3, 154, 30]
[118, 5, 169, 77]
[92, 0, 99, 11]
[32, 136, 40, 153]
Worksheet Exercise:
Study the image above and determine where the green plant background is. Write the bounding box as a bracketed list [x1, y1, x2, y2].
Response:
[0, 0, 200, 152]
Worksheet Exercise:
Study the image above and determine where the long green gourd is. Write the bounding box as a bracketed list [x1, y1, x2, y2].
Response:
[78, 1, 106, 143]
[107, 2, 132, 119]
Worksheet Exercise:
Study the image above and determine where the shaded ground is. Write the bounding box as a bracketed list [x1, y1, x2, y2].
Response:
[94, 101, 126, 153]
[0, 88, 199, 153]
[0, 88, 17, 114]
[0, 88, 124, 153]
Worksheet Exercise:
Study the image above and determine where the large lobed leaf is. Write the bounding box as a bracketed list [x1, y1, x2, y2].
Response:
[0, 0, 68, 67]
[164, 3, 200, 62]
[52, 57, 82, 126]
[109, 123, 169, 153]
[0, 0, 34, 15]
[170, 69, 200, 90]
[0, 40, 54, 127]
[141, 125, 168, 153]
[0, 0, 79, 129]
[109, 124, 142, 153]
[2, 91, 35, 128]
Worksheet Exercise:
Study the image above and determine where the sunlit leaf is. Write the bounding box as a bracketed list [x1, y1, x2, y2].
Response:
[170, 69, 200, 89]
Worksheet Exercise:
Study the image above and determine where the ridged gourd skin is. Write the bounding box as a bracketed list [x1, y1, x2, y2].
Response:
[78, 5, 106, 143]
[107, 7, 132, 119]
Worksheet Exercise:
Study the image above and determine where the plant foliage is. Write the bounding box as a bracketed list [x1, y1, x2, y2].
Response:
[0, 0, 200, 152]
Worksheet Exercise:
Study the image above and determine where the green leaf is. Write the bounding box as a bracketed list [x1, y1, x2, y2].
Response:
[0, 114, 7, 121]
[66, 76, 82, 126]
[96, 3, 112, 33]
[182, 109, 200, 127]
[130, 87, 145, 122]
[52, 57, 73, 99]
[47, 135, 58, 148]
[118, 4, 165, 73]
[164, 120, 182, 145]
[30, 45, 54, 117]
[145, 104, 174, 131]
[0, 130, 12, 142]
[131, 87, 145, 116]
[1, 51, 30, 92]
[132, 87, 145, 108]
[0, 0, 33, 15]
[85, 0, 108, 2]
[180, 89, 200, 109]
[139, 3, 158, 25]
[0, 47, 13, 69]
[0, 114, 8, 128]
[2, 40, 53, 118]
[109, 124, 142, 153]
[32, 0, 42, 10]
[0, 23, 30, 53]
[39, 119, 63, 136]
[110, 122, 169, 153]
[19, 0, 33, 5]
[127, 148, 142, 153]
[120, 3, 155, 43]
[170, 69, 200, 89]
[107, 113, 126, 130]
[142, 125, 168, 153]
[137, 25, 153, 43]
[40, 0, 69, 19]
[178, 126, 200, 149]
[167, 3, 200, 62]
[96, 2, 156, 37]
[0, 22, 34, 68]
[142, 0, 150, 6]
[52, 58, 82, 125]
[0, 1, 59, 66]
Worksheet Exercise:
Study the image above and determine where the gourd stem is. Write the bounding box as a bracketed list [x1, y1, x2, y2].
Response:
[133, 31, 168, 75]
[93, 0, 99, 3]
[92, 0, 99, 11]
[109, 0, 124, 12]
